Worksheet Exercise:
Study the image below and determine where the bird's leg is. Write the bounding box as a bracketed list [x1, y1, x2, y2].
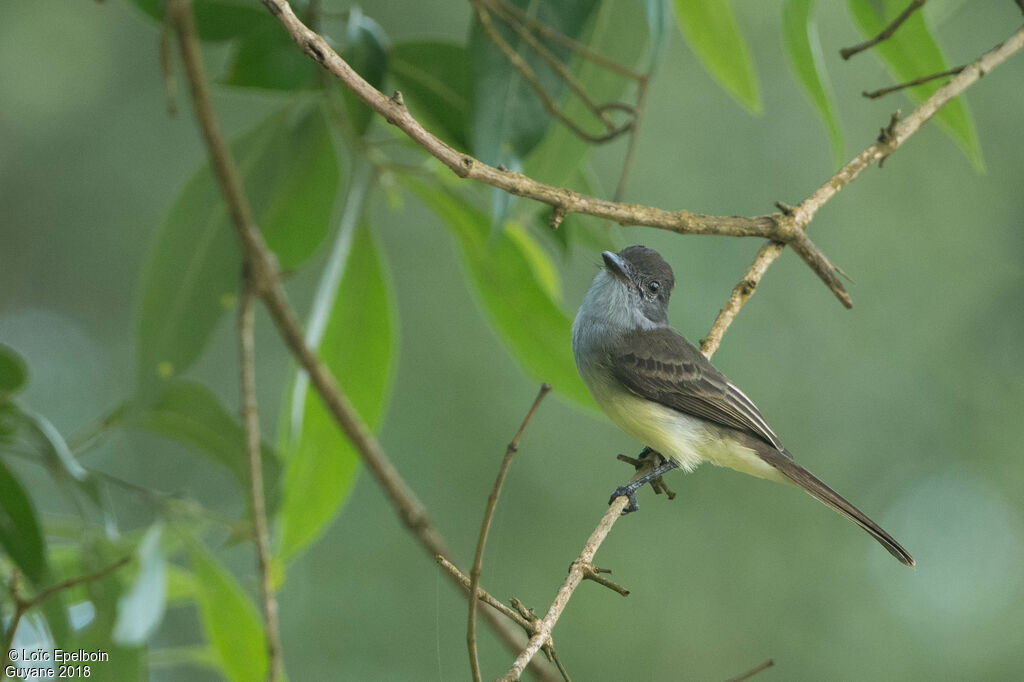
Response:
[610, 448, 679, 513]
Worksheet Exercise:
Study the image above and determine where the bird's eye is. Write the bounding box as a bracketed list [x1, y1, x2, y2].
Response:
[647, 280, 660, 293]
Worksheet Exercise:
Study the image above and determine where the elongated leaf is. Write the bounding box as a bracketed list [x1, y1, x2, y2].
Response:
[127, 0, 268, 42]
[136, 106, 339, 390]
[847, 0, 982, 169]
[113, 523, 167, 645]
[782, 0, 844, 166]
[127, 380, 281, 511]
[469, 0, 601, 164]
[224, 23, 321, 91]
[524, 0, 649, 188]
[0, 344, 27, 395]
[391, 41, 471, 150]
[190, 544, 267, 682]
[277, 224, 397, 560]
[645, 0, 673, 73]
[0, 456, 47, 584]
[673, 0, 761, 112]
[405, 178, 594, 408]
[339, 8, 391, 136]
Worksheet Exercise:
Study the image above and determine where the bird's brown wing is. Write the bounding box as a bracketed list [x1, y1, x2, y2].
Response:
[609, 327, 786, 452]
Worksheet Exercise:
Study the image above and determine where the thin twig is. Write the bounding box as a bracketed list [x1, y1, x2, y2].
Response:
[468, 384, 552, 682]
[2, 557, 131, 678]
[258, 0, 852, 306]
[488, 0, 645, 81]
[702, 25, 1024, 358]
[485, 0, 616, 131]
[613, 74, 650, 202]
[237, 284, 283, 682]
[840, 0, 927, 60]
[471, 0, 633, 144]
[725, 658, 775, 682]
[169, 2, 556, 678]
[862, 66, 964, 98]
[437, 555, 534, 631]
[498, 496, 630, 681]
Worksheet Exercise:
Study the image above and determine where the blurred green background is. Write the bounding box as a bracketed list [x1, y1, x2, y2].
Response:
[3, 0, 1024, 680]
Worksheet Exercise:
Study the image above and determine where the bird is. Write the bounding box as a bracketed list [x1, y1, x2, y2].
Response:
[571, 245, 914, 566]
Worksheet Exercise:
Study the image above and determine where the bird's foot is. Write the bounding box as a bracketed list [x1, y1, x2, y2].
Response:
[609, 484, 641, 514]
[609, 448, 679, 514]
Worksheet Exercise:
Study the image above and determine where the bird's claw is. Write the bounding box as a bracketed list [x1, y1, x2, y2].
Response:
[609, 486, 639, 514]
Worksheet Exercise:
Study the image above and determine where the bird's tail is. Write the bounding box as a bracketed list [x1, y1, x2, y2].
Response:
[766, 449, 915, 567]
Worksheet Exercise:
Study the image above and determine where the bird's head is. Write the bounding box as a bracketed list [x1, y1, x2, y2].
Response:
[583, 245, 675, 330]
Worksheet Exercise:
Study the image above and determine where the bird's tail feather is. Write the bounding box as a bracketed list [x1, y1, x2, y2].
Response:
[767, 450, 914, 567]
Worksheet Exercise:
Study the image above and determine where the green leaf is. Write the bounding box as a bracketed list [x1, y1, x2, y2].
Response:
[224, 23, 321, 91]
[405, 177, 594, 408]
[339, 8, 391, 136]
[126, 380, 281, 512]
[469, 0, 602, 164]
[847, 0, 983, 170]
[190, 544, 267, 682]
[21, 408, 88, 480]
[645, 0, 673, 73]
[391, 41, 471, 150]
[524, 0, 649, 188]
[113, 523, 167, 646]
[0, 344, 28, 396]
[126, 0, 268, 42]
[673, 0, 761, 112]
[278, 223, 397, 560]
[0, 456, 48, 584]
[782, 0, 844, 166]
[136, 105, 339, 390]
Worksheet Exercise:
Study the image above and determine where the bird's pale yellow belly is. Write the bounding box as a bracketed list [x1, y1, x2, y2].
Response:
[593, 386, 785, 482]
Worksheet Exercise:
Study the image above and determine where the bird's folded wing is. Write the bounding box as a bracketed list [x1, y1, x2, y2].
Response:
[609, 327, 786, 452]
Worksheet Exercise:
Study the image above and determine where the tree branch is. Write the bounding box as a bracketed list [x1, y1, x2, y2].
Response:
[237, 284, 283, 682]
[168, 2, 557, 678]
[862, 66, 964, 99]
[840, 0, 927, 60]
[2, 557, 131, 678]
[468, 384, 551, 682]
[498, 497, 630, 681]
[258, 0, 851, 306]
[702, 24, 1024, 358]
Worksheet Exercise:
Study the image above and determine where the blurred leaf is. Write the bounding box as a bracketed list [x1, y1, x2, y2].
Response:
[847, 0, 982, 170]
[405, 178, 595, 407]
[136, 105, 338, 390]
[126, 380, 281, 512]
[191, 543, 268, 682]
[525, 0, 648, 188]
[0, 344, 28, 395]
[391, 41, 470, 149]
[673, 0, 761, 112]
[70, 540, 143, 679]
[645, 0, 673, 72]
[339, 8, 391, 136]
[278, 223, 396, 560]
[166, 564, 198, 606]
[782, 0, 844, 166]
[21, 408, 88, 481]
[469, 0, 601, 164]
[224, 23, 321, 91]
[148, 645, 221, 671]
[113, 523, 167, 646]
[0, 456, 48, 584]
[127, 0, 268, 42]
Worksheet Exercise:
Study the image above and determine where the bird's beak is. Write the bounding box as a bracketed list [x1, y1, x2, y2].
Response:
[601, 251, 630, 285]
